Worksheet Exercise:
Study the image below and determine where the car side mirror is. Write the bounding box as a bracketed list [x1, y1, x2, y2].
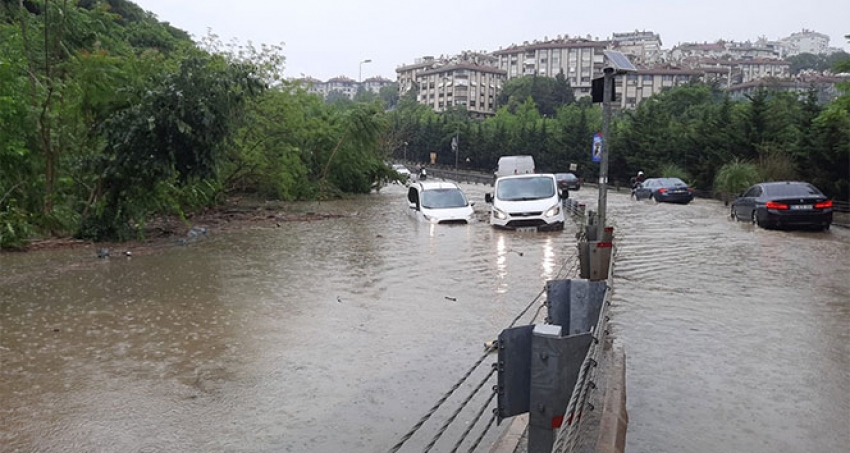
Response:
[485, 193, 493, 204]
[470, 201, 476, 207]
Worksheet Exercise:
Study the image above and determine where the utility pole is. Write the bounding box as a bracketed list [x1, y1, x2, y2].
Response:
[596, 51, 636, 239]
[598, 67, 614, 239]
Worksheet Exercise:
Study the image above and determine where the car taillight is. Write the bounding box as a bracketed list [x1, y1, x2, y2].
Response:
[765, 201, 789, 210]
[658, 188, 667, 193]
[815, 200, 833, 209]
[687, 187, 694, 193]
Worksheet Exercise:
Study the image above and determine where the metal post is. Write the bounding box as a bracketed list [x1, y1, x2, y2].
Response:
[598, 67, 614, 239]
[455, 128, 459, 182]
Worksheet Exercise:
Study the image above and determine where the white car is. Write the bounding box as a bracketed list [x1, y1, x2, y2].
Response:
[392, 164, 411, 179]
[485, 174, 564, 231]
[407, 181, 476, 224]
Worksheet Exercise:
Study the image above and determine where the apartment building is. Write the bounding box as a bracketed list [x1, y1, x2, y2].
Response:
[611, 30, 663, 65]
[396, 56, 438, 96]
[296, 76, 328, 97]
[693, 58, 790, 84]
[416, 63, 506, 116]
[492, 37, 608, 99]
[727, 75, 849, 103]
[782, 29, 831, 56]
[616, 67, 730, 109]
[295, 75, 395, 100]
[362, 76, 395, 94]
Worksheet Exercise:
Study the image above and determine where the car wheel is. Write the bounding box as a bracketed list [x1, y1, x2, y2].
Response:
[823, 224, 830, 232]
[751, 210, 760, 228]
[730, 207, 736, 220]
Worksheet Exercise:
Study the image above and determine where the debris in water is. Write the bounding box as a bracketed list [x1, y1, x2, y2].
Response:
[444, 296, 457, 301]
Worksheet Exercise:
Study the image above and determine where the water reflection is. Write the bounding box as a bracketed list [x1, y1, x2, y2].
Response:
[0, 184, 580, 453]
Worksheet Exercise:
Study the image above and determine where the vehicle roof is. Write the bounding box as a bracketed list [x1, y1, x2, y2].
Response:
[496, 173, 555, 181]
[415, 181, 461, 190]
[759, 181, 812, 187]
[555, 173, 578, 178]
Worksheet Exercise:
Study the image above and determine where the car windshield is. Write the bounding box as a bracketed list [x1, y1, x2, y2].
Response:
[496, 177, 555, 201]
[556, 173, 577, 181]
[392, 165, 407, 171]
[764, 183, 823, 197]
[421, 188, 468, 208]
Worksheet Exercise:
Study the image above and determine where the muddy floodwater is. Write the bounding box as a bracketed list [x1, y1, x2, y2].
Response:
[2, 183, 848, 453]
[1, 183, 579, 453]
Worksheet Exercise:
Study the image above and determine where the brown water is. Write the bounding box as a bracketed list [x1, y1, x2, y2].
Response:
[2, 185, 848, 453]
[0, 183, 581, 453]
[606, 191, 850, 453]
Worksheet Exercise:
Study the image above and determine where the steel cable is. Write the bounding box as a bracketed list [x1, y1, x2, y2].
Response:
[447, 390, 497, 453]
[388, 216, 586, 452]
[386, 349, 493, 453]
[422, 367, 497, 452]
[466, 412, 498, 453]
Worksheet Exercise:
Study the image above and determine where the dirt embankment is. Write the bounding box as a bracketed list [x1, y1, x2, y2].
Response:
[16, 197, 358, 254]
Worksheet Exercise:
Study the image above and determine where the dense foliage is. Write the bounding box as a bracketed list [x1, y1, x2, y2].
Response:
[0, 0, 390, 247]
[385, 77, 849, 201]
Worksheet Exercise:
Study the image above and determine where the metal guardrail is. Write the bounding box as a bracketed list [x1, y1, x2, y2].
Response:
[550, 239, 614, 453]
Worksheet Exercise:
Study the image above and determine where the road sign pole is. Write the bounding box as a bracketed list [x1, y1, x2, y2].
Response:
[598, 68, 614, 239]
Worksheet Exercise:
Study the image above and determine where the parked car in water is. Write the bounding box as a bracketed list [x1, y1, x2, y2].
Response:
[407, 181, 476, 224]
[485, 174, 564, 231]
[731, 181, 833, 230]
[633, 177, 694, 204]
[391, 164, 411, 179]
[555, 173, 581, 191]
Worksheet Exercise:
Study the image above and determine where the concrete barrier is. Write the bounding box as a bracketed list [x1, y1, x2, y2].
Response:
[595, 342, 628, 453]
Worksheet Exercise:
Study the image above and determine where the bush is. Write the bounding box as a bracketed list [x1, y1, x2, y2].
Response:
[714, 159, 760, 197]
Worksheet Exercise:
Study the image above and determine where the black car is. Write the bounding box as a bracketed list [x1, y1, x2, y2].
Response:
[555, 173, 581, 191]
[731, 181, 833, 230]
[633, 178, 694, 204]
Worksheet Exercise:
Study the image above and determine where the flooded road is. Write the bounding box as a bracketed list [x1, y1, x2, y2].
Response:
[605, 190, 850, 453]
[2, 183, 847, 453]
[1, 183, 580, 453]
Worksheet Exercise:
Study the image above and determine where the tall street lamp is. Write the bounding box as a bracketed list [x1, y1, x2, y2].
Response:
[359, 59, 372, 84]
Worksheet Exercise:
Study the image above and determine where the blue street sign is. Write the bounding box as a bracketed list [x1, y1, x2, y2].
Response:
[592, 132, 603, 162]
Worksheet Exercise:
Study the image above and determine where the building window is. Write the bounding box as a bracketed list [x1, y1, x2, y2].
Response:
[642, 75, 653, 83]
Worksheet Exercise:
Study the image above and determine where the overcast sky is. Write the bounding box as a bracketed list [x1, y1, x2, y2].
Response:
[132, 0, 849, 81]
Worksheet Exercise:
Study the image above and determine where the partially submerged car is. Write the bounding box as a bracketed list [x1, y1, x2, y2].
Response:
[731, 181, 832, 230]
[555, 173, 581, 191]
[407, 181, 476, 224]
[633, 178, 694, 204]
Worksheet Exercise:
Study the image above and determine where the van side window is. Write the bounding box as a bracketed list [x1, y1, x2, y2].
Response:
[407, 187, 419, 208]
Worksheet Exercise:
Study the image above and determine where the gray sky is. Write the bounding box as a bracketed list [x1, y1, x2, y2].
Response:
[133, 0, 849, 81]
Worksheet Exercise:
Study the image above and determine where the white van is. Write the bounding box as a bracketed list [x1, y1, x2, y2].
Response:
[484, 174, 564, 231]
[496, 155, 535, 177]
[407, 181, 476, 224]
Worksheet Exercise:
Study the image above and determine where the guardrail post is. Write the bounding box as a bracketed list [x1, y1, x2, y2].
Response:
[580, 227, 614, 281]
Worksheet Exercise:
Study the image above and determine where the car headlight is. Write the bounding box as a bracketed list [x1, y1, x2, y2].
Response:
[493, 208, 507, 220]
[544, 204, 561, 217]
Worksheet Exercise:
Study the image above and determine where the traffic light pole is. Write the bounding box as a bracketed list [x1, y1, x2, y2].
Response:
[598, 67, 614, 239]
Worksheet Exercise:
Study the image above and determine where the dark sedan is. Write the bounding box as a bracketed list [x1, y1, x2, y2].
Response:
[555, 173, 581, 191]
[633, 178, 694, 204]
[731, 181, 833, 230]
